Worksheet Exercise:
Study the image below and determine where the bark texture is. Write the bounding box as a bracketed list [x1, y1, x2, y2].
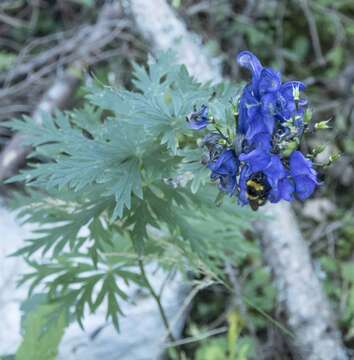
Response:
[258, 202, 347, 360]
[125, 0, 348, 359]
[124, 0, 222, 83]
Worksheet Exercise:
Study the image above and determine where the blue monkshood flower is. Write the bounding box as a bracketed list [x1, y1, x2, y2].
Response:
[238, 84, 275, 140]
[289, 151, 319, 200]
[237, 51, 307, 142]
[239, 149, 290, 204]
[187, 105, 209, 130]
[208, 149, 239, 195]
[238, 132, 272, 172]
[278, 81, 308, 123]
[189, 51, 320, 210]
[239, 148, 319, 204]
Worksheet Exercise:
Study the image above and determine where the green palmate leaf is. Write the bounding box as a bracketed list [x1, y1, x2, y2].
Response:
[132, 52, 179, 94]
[87, 56, 211, 154]
[108, 157, 143, 220]
[9, 113, 148, 218]
[19, 250, 141, 330]
[178, 147, 209, 193]
[11, 191, 113, 258]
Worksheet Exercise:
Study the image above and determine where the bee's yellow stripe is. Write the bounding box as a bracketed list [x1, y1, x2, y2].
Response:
[246, 180, 264, 192]
[247, 194, 259, 200]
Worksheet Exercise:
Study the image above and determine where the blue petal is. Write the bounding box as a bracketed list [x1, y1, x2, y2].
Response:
[258, 68, 281, 96]
[187, 105, 209, 130]
[239, 148, 270, 173]
[293, 175, 317, 200]
[289, 151, 317, 179]
[280, 81, 305, 99]
[278, 177, 295, 201]
[238, 165, 252, 205]
[252, 132, 272, 150]
[263, 155, 286, 188]
[188, 121, 208, 130]
[268, 176, 294, 203]
[208, 149, 239, 176]
[237, 51, 263, 79]
[245, 113, 272, 141]
[209, 149, 239, 195]
[219, 174, 237, 194]
[261, 92, 277, 115]
[238, 85, 260, 134]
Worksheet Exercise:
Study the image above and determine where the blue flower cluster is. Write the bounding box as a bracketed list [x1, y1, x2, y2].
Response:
[187, 51, 320, 210]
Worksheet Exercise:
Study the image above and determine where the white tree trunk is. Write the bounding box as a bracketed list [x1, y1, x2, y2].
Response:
[123, 0, 222, 83]
[124, 1, 348, 359]
[258, 202, 347, 360]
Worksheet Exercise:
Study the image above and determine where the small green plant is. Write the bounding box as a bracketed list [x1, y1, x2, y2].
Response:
[8, 53, 256, 357]
[195, 312, 253, 360]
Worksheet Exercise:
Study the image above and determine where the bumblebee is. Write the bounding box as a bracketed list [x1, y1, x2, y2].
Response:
[246, 172, 271, 211]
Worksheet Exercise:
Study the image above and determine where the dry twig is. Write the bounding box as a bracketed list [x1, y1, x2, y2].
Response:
[0, 1, 125, 182]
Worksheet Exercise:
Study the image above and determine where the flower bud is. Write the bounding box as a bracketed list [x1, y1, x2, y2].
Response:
[281, 140, 298, 157]
[314, 119, 331, 130]
[328, 152, 341, 163]
[304, 108, 313, 125]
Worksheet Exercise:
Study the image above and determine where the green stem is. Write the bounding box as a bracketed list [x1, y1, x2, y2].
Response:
[214, 124, 231, 145]
[138, 259, 182, 359]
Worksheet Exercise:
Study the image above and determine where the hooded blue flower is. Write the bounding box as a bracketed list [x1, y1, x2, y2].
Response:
[238, 84, 275, 141]
[237, 51, 307, 142]
[189, 51, 320, 210]
[187, 105, 209, 130]
[239, 132, 272, 173]
[233, 51, 318, 208]
[289, 151, 319, 200]
[239, 148, 291, 204]
[208, 149, 239, 195]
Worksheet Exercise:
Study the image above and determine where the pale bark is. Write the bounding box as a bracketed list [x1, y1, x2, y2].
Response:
[258, 202, 347, 360]
[123, 0, 222, 84]
[124, 0, 348, 359]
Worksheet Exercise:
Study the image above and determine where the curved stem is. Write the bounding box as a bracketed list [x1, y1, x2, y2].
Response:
[138, 259, 182, 359]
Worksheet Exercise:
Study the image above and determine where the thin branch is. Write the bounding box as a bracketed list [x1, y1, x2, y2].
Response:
[138, 259, 181, 360]
[138, 259, 175, 342]
[160, 279, 214, 343]
[164, 326, 228, 348]
[298, 0, 326, 66]
[0, 11, 28, 28]
[224, 260, 255, 335]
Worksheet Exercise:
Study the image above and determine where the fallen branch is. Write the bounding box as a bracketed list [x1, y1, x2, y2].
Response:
[257, 203, 347, 360]
[0, 1, 124, 182]
[124, 1, 348, 359]
[298, 0, 326, 66]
